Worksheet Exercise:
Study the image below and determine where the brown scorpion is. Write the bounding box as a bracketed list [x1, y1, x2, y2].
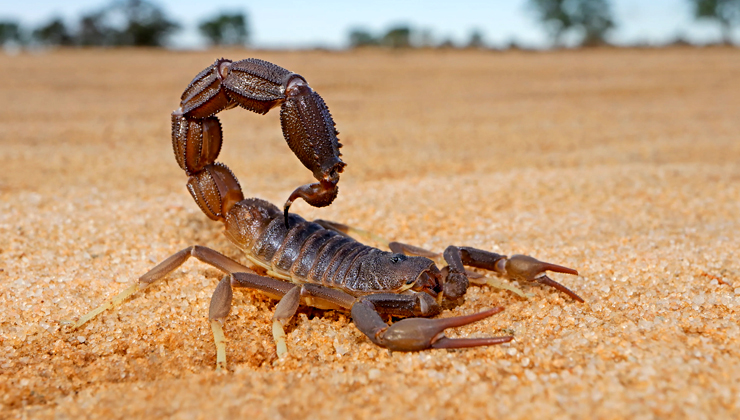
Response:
[70, 58, 583, 371]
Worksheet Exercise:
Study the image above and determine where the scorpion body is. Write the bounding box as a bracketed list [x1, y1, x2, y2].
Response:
[71, 58, 583, 371]
[226, 200, 433, 299]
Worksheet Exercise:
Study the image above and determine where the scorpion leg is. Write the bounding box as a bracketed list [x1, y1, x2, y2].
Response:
[69, 246, 256, 329]
[388, 241, 441, 258]
[230, 274, 356, 358]
[68, 246, 258, 371]
[208, 274, 358, 365]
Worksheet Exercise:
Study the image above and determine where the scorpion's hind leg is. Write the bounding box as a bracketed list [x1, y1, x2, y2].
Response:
[444, 246, 584, 302]
[66, 246, 257, 371]
[229, 275, 357, 358]
[67, 246, 256, 330]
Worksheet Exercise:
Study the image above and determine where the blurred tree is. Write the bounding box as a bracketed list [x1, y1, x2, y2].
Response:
[33, 18, 74, 46]
[467, 29, 485, 48]
[76, 0, 178, 47]
[199, 12, 249, 46]
[528, 0, 615, 47]
[690, 0, 740, 44]
[0, 20, 22, 45]
[437, 38, 455, 48]
[577, 0, 615, 46]
[528, 0, 575, 45]
[348, 28, 378, 47]
[382, 26, 412, 48]
[116, 0, 179, 46]
[77, 11, 115, 46]
[416, 28, 435, 47]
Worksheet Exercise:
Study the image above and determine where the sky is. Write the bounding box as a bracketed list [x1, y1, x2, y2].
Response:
[0, 0, 734, 49]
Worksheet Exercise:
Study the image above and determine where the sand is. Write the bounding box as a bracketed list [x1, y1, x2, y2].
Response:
[1, 47, 739, 419]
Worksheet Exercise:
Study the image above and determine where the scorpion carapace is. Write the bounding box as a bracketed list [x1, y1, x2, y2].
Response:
[70, 58, 583, 371]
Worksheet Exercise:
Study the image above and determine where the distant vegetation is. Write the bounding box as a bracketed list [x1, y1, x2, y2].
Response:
[348, 25, 488, 49]
[347, 0, 738, 50]
[0, 0, 737, 50]
[689, 0, 740, 45]
[527, 0, 615, 47]
[198, 12, 250, 46]
[0, 0, 249, 48]
[30, 0, 178, 47]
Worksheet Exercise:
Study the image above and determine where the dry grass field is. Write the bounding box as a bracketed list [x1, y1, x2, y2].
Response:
[1, 47, 739, 419]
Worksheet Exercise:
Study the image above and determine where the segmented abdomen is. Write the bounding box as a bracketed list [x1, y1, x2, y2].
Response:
[225, 199, 380, 294]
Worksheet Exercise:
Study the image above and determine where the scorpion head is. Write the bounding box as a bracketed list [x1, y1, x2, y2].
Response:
[363, 253, 443, 297]
[410, 264, 444, 298]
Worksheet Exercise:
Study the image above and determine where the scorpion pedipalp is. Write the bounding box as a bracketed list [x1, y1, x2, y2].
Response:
[352, 301, 512, 352]
[440, 246, 583, 302]
[503, 255, 583, 302]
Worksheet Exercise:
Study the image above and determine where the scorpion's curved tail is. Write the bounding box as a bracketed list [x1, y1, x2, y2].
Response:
[170, 58, 346, 223]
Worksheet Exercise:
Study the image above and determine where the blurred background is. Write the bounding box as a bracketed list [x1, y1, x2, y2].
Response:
[0, 0, 738, 51]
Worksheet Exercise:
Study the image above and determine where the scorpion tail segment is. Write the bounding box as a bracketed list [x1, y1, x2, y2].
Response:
[352, 301, 511, 352]
[221, 58, 295, 115]
[283, 181, 339, 228]
[179, 58, 234, 118]
[280, 81, 345, 183]
[504, 255, 584, 302]
[171, 114, 223, 175]
[187, 163, 244, 221]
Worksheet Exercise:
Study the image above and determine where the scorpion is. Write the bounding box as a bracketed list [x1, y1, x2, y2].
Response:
[70, 58, 583, 371]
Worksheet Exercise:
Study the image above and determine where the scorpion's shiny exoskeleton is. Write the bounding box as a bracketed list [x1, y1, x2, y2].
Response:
[70, 58, 583, 371]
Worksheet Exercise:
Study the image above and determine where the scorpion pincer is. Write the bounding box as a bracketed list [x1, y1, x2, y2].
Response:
[69, 58, 583, 371]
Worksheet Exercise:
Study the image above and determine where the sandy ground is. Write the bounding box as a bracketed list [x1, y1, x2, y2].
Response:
[1, 47, 739, 419]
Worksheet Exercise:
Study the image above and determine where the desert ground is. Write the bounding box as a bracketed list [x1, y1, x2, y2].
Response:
[1, 47, 739, 419]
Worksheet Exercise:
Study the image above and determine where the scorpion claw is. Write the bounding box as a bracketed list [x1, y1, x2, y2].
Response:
[431, 335, 514, 349]
[504, 255, 583, 302]
[535, 274, 585, 303]
[377, 307, 512, 351]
